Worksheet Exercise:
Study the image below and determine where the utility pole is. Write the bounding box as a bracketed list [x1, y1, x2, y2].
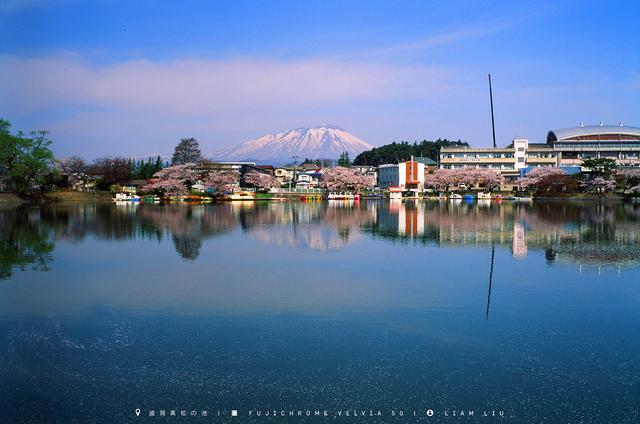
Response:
[488, 74, 497, 148]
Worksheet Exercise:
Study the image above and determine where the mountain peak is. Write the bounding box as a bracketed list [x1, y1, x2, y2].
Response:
[311, 124, 343, 130]
[216, 125, 372, 163]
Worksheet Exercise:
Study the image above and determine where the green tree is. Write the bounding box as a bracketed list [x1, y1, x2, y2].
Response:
[130, 156, 164, 179]
[581, 158, 617, 177]
[172, 137, 202, 165]
[338, 151, 351, 167]
[353, 138, 468, 166]
[0, 119, 55, 194]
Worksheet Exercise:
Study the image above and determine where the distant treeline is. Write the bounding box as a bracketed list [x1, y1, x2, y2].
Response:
[57, 155, 166, 190]
[353, 139, 469, 166]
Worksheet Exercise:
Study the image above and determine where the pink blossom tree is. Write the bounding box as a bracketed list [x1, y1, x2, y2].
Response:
[515, 167, 566, 191]
[424, 168, 504, 192]
[203, 170, 239, 193]
[243, 171, 280, 191]
[140, 164, 196, 197]
[470, 169, 504, 190]
[626, 185, 640, 196]
[320, 167, 374, 192]
[615, 168, 640, 191]
[580, 176, 617, 194]
[424, 169, 450, 191]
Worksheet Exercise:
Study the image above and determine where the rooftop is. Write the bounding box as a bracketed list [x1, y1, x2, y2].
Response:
[548, 124, 640, 142]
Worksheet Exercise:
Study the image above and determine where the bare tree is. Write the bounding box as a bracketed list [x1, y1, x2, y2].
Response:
[55, 156, 87, 175]
[172, 138, 203, 165]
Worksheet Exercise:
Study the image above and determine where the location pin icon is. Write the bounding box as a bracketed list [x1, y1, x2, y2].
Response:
[135, 409, 141, 417]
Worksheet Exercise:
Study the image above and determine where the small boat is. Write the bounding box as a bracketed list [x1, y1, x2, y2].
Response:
[327, 193, 355, 200]
[505, 195, 533, 202]
[492, 194, 503, 200]
[143, 195, 160, 203]
[217, 191, 256, 201]
[513, 196, 533, 202]
[114, 193, 140, 202]
[182, 195, 203, 202]
[449, 193, 463, 200]
[477, 192, 492, 200]
[463, 194, 475, 201]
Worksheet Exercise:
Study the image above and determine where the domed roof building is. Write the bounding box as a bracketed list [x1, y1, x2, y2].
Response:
[546, 123, 640, 167]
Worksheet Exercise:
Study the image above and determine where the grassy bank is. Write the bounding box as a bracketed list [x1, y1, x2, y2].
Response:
[534, 193, 624, 201]
[44, 190, 113, 203]
[0, 193, 25, 205]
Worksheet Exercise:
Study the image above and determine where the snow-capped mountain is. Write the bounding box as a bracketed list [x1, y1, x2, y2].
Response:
[215, 125, 372, 163]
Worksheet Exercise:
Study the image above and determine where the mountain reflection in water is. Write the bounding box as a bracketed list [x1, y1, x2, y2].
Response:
[1, 200, 640, 279]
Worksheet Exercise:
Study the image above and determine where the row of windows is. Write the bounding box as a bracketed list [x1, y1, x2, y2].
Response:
[441, 153, 514, 159]
[528, 153, 558, 158]
[442, 164, 514, 170]
[564, 135, 640, 141]
[564, 153, 640, 159]
[555, 142, 640, 149]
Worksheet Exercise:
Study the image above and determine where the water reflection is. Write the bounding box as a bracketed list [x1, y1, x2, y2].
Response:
[2, 200, 640, 279]
[0, 206, 55, 279]
[2, 201, 640, 423]
[366, 200, 640, 266]
[243, 201, 377, 251]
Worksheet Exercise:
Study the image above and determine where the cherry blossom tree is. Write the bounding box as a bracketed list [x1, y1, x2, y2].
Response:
[581, 176, 617, 194]
[202, 170, 239, 193]
[626, 185, 640, 196]
[424, 168, 504, 191]
[424, 169, 450, 191]
[615, 168, 640, 191]
[515, 167, 566, 191]
[471, 169, 504, 190]
[320, 167, 374, 192]
[243, 171, 280, 191]
[140, 164, 196, 197]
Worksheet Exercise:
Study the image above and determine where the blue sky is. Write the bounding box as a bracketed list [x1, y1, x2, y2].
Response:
[1, 0, 639, 158]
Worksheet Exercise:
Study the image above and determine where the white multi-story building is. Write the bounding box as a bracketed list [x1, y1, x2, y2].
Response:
[439, 139, 561, 179]
[439, 123, 640, 179]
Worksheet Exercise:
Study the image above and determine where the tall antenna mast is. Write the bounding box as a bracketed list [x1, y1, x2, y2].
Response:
[488, 74, 496, 148]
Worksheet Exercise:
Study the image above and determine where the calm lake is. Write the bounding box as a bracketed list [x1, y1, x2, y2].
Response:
[1, 200, 639, 423]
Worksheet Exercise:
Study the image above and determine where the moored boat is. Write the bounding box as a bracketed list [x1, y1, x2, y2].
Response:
[327, 193, 355, 200]
[505, 195, 533, 202]
[449, 193, 463, 200]
[182, 195, 203, 202]
[513, 196, 533, 202]
[143, 195, 160, 203]
[114, 193, 140, 202]
[217, 190, 256, 201]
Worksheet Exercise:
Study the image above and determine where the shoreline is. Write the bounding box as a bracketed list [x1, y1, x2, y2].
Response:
[2, 190, 637, 205]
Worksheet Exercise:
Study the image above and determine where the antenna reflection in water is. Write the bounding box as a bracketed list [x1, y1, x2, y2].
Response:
[486, 243, 495, 320]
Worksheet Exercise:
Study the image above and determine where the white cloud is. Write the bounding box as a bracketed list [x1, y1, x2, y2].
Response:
[0, 53, 460, 156]
[0, 54, 455, 115]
